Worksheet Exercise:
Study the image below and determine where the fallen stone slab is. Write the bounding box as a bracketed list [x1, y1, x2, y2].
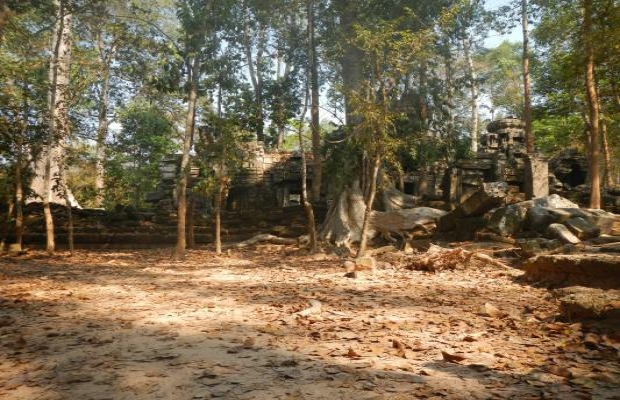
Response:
[547, 208, 617, 235]
[565, 217, 600, 240]
[523, 254, 620, 289]
[554, 286, 620, 320]
[545, 223, 580, 244]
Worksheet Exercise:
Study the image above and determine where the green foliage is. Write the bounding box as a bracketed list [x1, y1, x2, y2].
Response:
[65, 142, 98, 207]
[193, 112, 251, 199]
[478, 40, 524, 117]
[105, 100, 178, 207]
[532, 114, 585, 155]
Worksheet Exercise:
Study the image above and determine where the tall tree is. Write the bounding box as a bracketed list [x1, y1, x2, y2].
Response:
[521, 0, 534, 154]
[307, 0, 322, 202]
[37, 0, 74, 254]
[174, 0, 213, 260]
[582, 0, 601, 208]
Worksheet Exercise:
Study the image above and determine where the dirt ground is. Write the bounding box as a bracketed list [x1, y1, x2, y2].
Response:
[1, 246, 619, 400]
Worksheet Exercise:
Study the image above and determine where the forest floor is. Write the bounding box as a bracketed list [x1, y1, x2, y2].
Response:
[0, 246, 619, 400]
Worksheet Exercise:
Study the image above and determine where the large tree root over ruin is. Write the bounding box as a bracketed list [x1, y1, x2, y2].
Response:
[318, 183, 446, 248]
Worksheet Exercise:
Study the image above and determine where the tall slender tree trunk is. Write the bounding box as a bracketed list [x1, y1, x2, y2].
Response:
[242, 4, 266, 142]
[463, 37, 479, 154]
[357, 155, 381, 258]
[94, 56, 113, 208]
[599, 108, 613, 189]
[42, 0, 72, 255]
[334, 0, 364, 125]
[214, 179, 223, 255]
[14, 109, 25, 252]
[583, 0, 601, 209]
[297, 82, 317, 252]
[187, 196, 195, 249]
[174, 56, 199, 260]
[522, 0, 534, 154]
[308, 0, 322, 202]
[443, 43, 456, 161]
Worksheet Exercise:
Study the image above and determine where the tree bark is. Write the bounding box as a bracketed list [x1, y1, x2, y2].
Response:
[357, 155, 381, 257]
[187, 196, 195, 249]
[297, 85, 318, 252]
[463, 37, 479, 154]
[94, 36, 116, 208]
[174, 56, 199, 260]
[308, 0, 322, 203]
[242, 3, 266, 142]
[522, 0, 534, 154]
[14, 109, 25, 251]
[42, 0, 72, 254]
[214, 179, 223, 255]
[583, 0, 601, 209]
[333, 0, 364, 125]
[600, 110, 613, 189]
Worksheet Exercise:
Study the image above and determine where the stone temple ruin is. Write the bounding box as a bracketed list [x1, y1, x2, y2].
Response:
[146, 142, 317, 212]
[148, 117, 618, 216]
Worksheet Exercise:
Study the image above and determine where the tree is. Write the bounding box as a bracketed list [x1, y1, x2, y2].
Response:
[307, 0, 322, 202]
[521, 0, 534, 154]
[106, 101, 177, 207]
[173, 0, 214, 260]
[582, 0, 601, 208]
[37, 0, 74, 254]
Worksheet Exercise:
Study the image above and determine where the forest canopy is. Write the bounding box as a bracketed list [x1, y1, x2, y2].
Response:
[1, 0, 618, 255]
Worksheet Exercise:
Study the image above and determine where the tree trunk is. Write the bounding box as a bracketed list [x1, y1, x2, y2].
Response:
[243, 3, 266, 142]
[357, 155, 381, 257]
[214, 180, 223, 255]
[308, 0, 322, 203]
[187, 196, 195, 249]
[463, 37, 479, 154]
[600, 110, 613, 189]
[297, 81, 317, 252]
[333, 0, 364, 125]
[583, 0, 601, 209]
[319, 182, 444, 249]
[14, 114, 25, 252]
[522, 0, 534, 154]
[174, 56, 199, 260]
[94, 45, 114, 208]
[1, 201, 14, 253]
[42, 0, 72, 254]
[443, 43, 456, 160]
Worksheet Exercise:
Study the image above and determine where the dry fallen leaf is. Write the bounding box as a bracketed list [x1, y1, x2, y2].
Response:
[483, 302, 505, 319]
[546, 365, 573, 379]
[441, 350, 467, 363]
[345, 347, 361, 358]
[242, 337, 255, 349]
[392, 339, 407, 358]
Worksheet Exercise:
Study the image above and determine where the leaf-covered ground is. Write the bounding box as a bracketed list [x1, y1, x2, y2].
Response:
[1, 247, 618, 400]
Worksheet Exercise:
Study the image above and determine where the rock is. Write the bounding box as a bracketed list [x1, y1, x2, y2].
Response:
[524, 155, 549, 199]
[525, 207, 557, 233]
[545, 223, 581, 244]
[517, 238, 563, 258]
[523, 254, 620, 289]
[439, 182, 507, 233]
[565, 217, 600, 240]
[554, 286, 620, 320]
[488, 194, 579, 237]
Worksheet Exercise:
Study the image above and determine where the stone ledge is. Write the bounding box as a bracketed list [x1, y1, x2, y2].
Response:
[523, 254, 620, 289]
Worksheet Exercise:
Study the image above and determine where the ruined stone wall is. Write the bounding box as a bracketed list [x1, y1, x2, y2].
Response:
[148, 143, 315, 211]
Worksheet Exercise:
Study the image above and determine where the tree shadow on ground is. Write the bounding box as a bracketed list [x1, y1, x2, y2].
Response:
[1, 249, 618, 399]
